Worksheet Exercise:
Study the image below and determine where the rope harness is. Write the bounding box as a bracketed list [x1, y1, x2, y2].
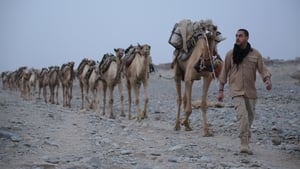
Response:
[203, 33, 219, 89]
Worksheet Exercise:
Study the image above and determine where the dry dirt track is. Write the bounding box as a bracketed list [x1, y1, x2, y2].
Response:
[0, 62, 300, 169]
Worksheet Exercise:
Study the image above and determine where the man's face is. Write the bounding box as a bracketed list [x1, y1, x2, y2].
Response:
[235, 31, 248, 46]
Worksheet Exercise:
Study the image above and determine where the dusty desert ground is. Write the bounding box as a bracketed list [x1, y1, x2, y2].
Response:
[0, 60, 300, 169]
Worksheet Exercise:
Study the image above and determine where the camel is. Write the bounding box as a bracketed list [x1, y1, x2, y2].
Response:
[48, 66, 60, 104]
[20, 67, 31, 100]
[124, 44, 151, 120]
[77, 58, 96, 110]
[1, 71, 10, 90]
[38, 68, 49, 103]
[60, 62, 75, 107]
[99, 48, 125, 118]
[6, 70, 18, 91]
[16, 66, 27, 92]
[86, 63, 102, 112]
[28, 68, 38, 98]
[172, 20, 224, 136]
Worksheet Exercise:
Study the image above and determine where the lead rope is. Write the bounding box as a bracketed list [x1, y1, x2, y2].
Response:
[204, 33, 219, 89]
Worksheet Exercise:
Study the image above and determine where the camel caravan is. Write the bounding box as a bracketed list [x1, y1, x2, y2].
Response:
[1, 19, 225, 126]
[1, 43, 154, 121]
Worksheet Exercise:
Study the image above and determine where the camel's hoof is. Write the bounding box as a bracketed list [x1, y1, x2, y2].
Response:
[128, 115, 132, 120]
[203, 128, 213, 137]
[79, 108, 87, 113]
[142, 111, 148, 118]
[109, 115, 115, 119]
[185, 127, 192, 131]
[120, 113, 126, 117]
[203, 132, 213, 137]
[174, 124, 181, 131]
[181, 120, 192, 131]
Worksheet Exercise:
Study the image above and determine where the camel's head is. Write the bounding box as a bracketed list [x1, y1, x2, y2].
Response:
[18, 66, 27, 73]
[193, 20, 225, 60]
[22, 68, 31, 80]
[114, 48, 125, 58]
[39, 68, 47, 77]
[48, 66, 60, 72]
[193, 20, 221, 41]
[137, 44, 151, 56]
[55, 66, 60, 70]
[68, 61, 75, 68]
[88, 60, 96, 66]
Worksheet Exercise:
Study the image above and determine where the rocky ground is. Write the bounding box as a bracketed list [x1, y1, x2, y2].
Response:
[0, 62, 299, 169]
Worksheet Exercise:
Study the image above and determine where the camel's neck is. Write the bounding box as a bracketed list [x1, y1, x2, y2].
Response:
[132, 53, 149, 76]
[188, 39, 207, 62]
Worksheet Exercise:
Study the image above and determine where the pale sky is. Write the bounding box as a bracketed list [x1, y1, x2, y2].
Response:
[0, 0, 299, 72]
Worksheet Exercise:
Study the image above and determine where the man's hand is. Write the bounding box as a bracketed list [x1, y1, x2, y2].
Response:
[265, 79, 272, 90]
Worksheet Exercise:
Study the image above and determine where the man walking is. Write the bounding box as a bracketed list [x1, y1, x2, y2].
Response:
[217, 29, 272, 154]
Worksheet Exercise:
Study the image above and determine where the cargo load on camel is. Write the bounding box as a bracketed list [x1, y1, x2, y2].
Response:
[168, 19, 225, 71]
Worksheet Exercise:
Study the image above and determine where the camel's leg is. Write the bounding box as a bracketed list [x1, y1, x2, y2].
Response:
[93, 88, 99, 112]
[43, 87, 47, 103]
[142, 79, 149, 119]
[126, 80, 132, 120]
[48, 86, 51, 103]
[65, 84, 68, 107]
[84, 83, 90, 110]
[65, 85, 68, 107]
[51, 86, 54, 104]
[174, 79, 182, 131]
[62, 85, 65, 106]
[28, 84, 31, 100]
[183, 80, 193, 131]
[80, 82, 84, 109]
[201, 76, 213, 137]
[28, 84, 32, 100]
[26, 84, 30, 100]
[64, 85, 67, 107]
[23, 83, 27, 100]
[22, 83, 26, 99]
[55, 85, 59, 105]
[38, 86, 41, 99]
[89, 88, 94, 110]
[134, 83, 141, 121]
[102, 84, 107, 116]
[49, 86, 54, 104]
[68, 84, 73, 108]
[20, 82, 23, 99]
[118, 82, 125, 117]
[108, 86, 115, 119]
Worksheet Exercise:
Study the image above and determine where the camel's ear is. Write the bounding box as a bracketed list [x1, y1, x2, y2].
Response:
[137, 43, 141, 47]
[114, 48, 117, 52]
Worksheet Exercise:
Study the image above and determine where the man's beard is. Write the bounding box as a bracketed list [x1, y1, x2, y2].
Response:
[232, 42, 252, 65]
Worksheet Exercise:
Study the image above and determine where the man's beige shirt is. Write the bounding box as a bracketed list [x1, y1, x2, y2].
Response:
[219, 48, 271, 99]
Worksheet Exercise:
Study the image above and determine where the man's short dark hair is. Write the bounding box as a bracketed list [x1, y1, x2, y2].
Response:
[238, 29, 249, 37]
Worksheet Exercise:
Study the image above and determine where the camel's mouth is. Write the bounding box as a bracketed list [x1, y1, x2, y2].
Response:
[216, 31, 226, 43]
